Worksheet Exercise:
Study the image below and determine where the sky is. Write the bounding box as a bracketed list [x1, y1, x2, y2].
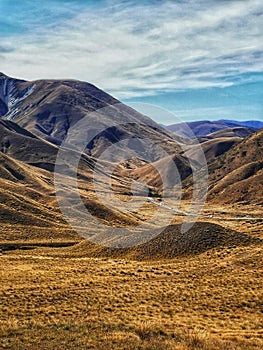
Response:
[0, 0, 262, 124]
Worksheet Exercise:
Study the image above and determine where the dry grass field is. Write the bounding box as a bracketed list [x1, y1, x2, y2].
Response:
[0, 192, 262, 349]
[0, 240, 262, 350]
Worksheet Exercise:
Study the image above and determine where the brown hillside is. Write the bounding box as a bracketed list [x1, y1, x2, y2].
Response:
[0, 152, 67, 233]
[130, 153, 192, 191]
[208, 128, 263, 203]
[0, 119, 58, 170]
[181, 128, 263, 204]
[185, 136, 241, 163]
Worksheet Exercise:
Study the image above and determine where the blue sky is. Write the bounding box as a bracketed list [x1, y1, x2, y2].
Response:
[0, 0, 262, 123]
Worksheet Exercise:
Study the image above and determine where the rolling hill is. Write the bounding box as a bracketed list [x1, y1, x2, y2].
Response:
[61, 221, 262, 259]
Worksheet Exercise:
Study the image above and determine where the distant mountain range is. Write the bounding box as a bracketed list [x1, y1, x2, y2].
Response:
[165, 119, 262, 137]
[219, 119, 263, 130]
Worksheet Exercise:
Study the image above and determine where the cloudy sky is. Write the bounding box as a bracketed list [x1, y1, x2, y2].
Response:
[0, 0, 262, 123]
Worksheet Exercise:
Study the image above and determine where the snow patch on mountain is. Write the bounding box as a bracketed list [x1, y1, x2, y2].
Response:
[0, 77, 35, 120]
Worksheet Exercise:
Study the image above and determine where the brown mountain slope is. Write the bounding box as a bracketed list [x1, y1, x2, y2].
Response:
[197, 126, 255, 143]
[207, 128, 263, 203]
[0, 73, 180, 161]
[0, 73, 198, 218]
[182, 128, 263, 204]
[0, 152, 65, 232]
[0, 72, 261, 246]
[0, 119, 59, 170]
[0, 118, 99, 176]
[209, 161, 263, 204]
[130, 154, 192, 191]
[111, 133, 234, 196]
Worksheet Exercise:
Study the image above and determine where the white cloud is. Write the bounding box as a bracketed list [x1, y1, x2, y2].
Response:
[1, 0, 263, 98]
[170, 105, 263, 123]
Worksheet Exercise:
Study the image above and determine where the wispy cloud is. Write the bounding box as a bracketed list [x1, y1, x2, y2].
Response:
[0, 0, 263, 99]
[172, 105, 263, 123]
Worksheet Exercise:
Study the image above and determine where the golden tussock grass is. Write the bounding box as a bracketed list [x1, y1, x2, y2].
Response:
[0, 243, 262, 349]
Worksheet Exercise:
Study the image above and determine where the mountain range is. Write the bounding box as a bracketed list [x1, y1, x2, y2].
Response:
[0, 72, 262, 251]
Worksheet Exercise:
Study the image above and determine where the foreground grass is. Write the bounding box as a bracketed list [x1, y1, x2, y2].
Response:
[1, 321, 261, 350]
[0, 245, 262, 349]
